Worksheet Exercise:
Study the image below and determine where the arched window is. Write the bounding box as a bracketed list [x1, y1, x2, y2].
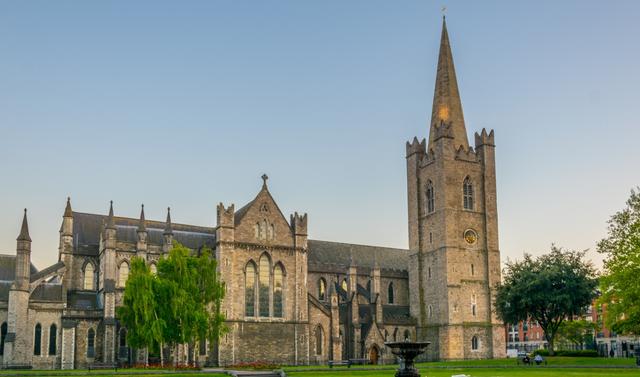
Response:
[471, 264, 475, 276]
[273, 263, 284, 318]
[318, 278, 326, 301]
[366, 280, 372, 294]
[404, 329, 411, 341]
[255, 223, 260, 238]
[463, 177, 474, 210]
[471, 294, 477, 317]
[33, 323, 42, 356]
[0, 322, 7, 355]
[315, 326, 324, 355]
[428, 305, 433, 318]
[245, 262, 256, 317]
[426, 180, 435, 213]
[388, 282, 395, 304]
[471, 335, 479, 350]
[393, 328, 398, 341]
[84, 263, 95, 290]
[259, 254, 271, 317]
[118, 261, 129, 288]
[270, 224, 275, 240]
[149, 263, 157, 275]
[48, 324, 57, 355]
[119, 328, 127, 348]
[384, 330, 388, 341]
[428, 267, 432, 279]
[87, 329, 95, 358]
[341, 279, 348, 292]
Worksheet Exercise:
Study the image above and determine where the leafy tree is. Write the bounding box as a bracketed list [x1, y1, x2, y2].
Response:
[118, 242, 227, 366]
[598, 188, 640, 335]
[495, 246, 598, 355]
[557, 319, 597, 349]
[117, 258, 167, 365]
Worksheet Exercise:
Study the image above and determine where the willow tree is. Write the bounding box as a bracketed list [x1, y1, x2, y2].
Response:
[494, 246, 598, 355]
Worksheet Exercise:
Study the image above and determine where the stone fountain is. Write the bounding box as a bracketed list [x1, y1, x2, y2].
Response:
[384, 341, 430, 377]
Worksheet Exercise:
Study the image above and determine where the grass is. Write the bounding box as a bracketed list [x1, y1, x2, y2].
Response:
[287, 370, 640, 377]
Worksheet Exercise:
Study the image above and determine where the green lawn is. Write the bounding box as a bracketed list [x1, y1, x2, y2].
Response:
[287, 370, 639, 377]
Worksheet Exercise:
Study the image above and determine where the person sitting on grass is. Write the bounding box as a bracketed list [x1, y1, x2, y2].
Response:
[522, 354, 530, 365]
[534, 354, 544, 365]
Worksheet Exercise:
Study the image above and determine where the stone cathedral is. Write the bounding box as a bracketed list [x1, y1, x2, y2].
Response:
[0, 19, 504, 369]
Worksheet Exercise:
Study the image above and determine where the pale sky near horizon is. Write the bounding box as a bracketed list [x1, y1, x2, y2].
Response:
[1, 1, 639, 271]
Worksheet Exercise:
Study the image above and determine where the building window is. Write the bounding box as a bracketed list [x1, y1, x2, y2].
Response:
[471, 336, 479, 350]
[245, 262, 256, 317]
[463, 177, 474, 210]
[393, 328, 398, 341]
[199, 339, 207, 356]
[34, 323, 42, 356]
[384, 330, 388, 341]
[315, 326, 324, 355]
[119, 328, 127, 348]
[118, 261, 129, 288]
[48, 324, 57, 356]
[341, 279, 348, 292]
[404, 330, 411, 341]
[87, 329, 95, 358]
[84, 262, 95, 290]
[428, 305, 433, 318]
[259, 254, 271, 317]
[471, 294, 477, 317]
[388, 282, 395, 304]
[426, 180, 435, 213]
[273, 263, 284, 318]
[318, 278, 326, 301]
[471, 264, 475, 276]
[428, 267, 431, 279]
[0, 322, 7, 355]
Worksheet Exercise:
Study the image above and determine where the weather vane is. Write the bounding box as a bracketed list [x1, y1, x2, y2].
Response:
[441, 5, 447, 18]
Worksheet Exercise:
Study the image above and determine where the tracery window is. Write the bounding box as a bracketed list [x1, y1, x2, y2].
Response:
[87, 329, 95, 358]
[84, 262, 95, 290]
[341, 279, 348, 292]
[273, 263, 284, 318]
[245, 262, 257, 317]
[315, 326, 324, 355]
[33, 323, 42, 356]
[259, 254, 271, 317]
[463, 176, 474, 210]
[318, 278, 326, 301]
[388, 282, 395, 304]
[48, 324, 57, 356]
[426, 180, 435, 213]
[118, 261, 129, 288]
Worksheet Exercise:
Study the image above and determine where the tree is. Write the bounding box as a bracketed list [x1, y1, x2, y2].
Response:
[118, 242, 227, 366]
[598, 188, 640, 335]
[117, 258, 167, 366]
[557, 319, 597, 349]
[495, 246, 598, 355]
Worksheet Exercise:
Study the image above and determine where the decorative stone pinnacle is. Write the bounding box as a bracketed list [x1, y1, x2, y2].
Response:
[17, 208, 31, 242]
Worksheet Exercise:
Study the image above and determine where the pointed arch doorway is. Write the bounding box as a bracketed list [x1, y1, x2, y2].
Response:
[369, 345, 380, 365]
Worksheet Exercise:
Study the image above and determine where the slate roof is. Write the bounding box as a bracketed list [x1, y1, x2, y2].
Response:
[382, 305, 415, 325]
[30, 283, 63, 302]
[72, 212, 216, 255]
[67, 291, 100, 310]
[307, 240, 409, 273]
[0, 254, 38, 281]
[30, 261, 65, 283]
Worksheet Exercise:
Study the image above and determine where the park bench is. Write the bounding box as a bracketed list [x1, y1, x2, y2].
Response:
[88, 362, 118, 372]
[328, 360, 351, 368]
[349, 358, 370, 366]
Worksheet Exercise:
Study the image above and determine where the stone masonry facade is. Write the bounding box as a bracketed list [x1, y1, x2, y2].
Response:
[0, 19, 504, 369]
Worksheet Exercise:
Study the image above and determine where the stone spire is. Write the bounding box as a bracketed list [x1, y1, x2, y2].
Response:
[138, 204, 146, 232]
[163, 207, 173, 235]
[106, 201, 116, 230]
[428, 17, 469, 150]
[17, 209, 31, 242]
[63, 197, 73, 218]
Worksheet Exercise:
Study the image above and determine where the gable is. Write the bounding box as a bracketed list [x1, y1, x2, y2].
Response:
[233, 187, 294, 247]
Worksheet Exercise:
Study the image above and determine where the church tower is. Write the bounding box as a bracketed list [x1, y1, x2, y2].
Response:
[406, 18, 505, 360]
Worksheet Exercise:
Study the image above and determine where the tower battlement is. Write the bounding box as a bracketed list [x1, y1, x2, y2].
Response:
[217, 203, 235, 228]
[405, 137, 426, 157]
[455, 145, 478, 162]
[433, 120, 455, 142]
[474, 128, 495, 148]
[290, 212, 308, 236]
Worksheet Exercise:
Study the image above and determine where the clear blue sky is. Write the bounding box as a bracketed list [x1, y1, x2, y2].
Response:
[1, 1, 639, 270]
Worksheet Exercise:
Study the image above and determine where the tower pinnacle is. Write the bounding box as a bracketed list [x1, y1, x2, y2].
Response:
[17, 209, 31, 242]
[138, 204, 146, 232]
[428, 17, 469, 150]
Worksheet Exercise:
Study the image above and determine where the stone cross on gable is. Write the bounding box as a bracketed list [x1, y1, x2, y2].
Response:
[261, 174, 269, 186]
